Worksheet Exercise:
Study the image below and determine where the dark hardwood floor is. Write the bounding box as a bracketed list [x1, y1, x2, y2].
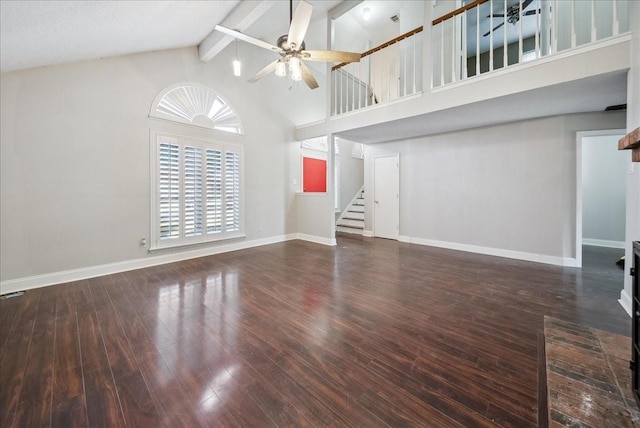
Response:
[0, 238, 630, 427]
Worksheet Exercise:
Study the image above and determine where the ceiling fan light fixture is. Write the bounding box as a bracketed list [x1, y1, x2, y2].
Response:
[289, 56, 301, 73]
[291, 66, 302, 82]
[275, 59, 287, 77]
[363, 7, 371, 21]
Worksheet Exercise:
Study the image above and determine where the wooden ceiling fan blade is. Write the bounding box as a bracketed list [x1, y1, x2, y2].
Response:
[303, 50, 361, 63]
[299, 61, 319, 90]
[248, 60, 279, 83]
[215, 25, 283, 54]
[287, 1, 313, 50]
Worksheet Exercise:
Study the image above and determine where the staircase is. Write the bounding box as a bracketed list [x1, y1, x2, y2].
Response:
[336, 188, 365, 235]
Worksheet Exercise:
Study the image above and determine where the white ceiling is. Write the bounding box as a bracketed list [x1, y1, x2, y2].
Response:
[0, 0, 343, 73]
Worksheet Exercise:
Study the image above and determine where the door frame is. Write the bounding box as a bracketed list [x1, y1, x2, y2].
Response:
[575, 129, 626, 268]
[372, 153, 400, 240]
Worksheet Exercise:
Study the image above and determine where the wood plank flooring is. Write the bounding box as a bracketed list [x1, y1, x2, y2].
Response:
[0, 238, 630, 427]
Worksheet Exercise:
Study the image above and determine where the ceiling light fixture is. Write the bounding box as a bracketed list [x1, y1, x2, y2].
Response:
[289, 56, 302, 81]
[275, 59, 287, 77]
[363, 7, 371, 21]
[233, 39, 241, 77]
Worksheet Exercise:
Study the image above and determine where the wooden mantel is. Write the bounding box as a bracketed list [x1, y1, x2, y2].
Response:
[619, 127, 640, 162]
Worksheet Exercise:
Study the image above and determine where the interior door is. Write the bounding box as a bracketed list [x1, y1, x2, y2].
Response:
[373, 154, 399, 240]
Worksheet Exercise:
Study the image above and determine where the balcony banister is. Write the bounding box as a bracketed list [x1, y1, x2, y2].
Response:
[432, 0, 489, 25]
[332, 26, 423, 71]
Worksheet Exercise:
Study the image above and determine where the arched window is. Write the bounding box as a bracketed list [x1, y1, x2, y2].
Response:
[148, 84, 244, 250]
[149, 83, 243, 134]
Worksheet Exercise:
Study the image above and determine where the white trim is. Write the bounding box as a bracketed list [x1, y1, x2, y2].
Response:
[295, 192, 328, 196]
[1, 234, 344, 295]
[363, 230, 374, 237]
[582, 238, 626, 249]
[296, 234, 337, 246]
[402, 236, 572, 266]
[0, 234, 302, 295]
[432, 33, 632, 91]
[576, 128, 627, 268]
[619, 288, 632, 317]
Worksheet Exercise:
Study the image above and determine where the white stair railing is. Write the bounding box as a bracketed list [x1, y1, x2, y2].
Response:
[331, 27, 423, 116]
[432, 0, 630, 88]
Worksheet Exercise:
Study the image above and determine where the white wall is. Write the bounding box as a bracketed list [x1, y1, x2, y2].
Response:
[337, 139, 364, 214]
[364, 111, 625, 264]
[582, 135, 628, 246]
[0, 45, 314, 287]
[621, 0, 640, 314]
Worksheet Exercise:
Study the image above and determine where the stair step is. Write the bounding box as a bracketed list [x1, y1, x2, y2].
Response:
[343, 212, 364, 220]
[349, 205, 365, 213]
[336, 226, 364, 235]
[336, 219, 364, 229]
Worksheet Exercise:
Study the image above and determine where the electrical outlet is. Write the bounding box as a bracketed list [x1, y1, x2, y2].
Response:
[139, 238, 147, 247]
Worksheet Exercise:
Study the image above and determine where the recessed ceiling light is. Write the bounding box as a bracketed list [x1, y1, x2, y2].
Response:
[363, 7, 371, 21]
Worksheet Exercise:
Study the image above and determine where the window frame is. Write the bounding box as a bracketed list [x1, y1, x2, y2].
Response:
[150, 130, 244, 250]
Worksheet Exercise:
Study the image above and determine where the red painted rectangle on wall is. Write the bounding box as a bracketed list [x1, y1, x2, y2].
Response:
[303, 157, 327, 192]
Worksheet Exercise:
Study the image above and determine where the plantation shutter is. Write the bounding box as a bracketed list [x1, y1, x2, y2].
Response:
[158, 141, 180, 241]
[225, 150, 241, 232]
[206, 149, 223, 235]
[184, 146, 203, 237]
[152, 133, 243, 249]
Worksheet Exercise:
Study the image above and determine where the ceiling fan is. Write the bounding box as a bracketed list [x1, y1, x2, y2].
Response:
[483, 0, 538, 37]
[215, 0, 361, 89]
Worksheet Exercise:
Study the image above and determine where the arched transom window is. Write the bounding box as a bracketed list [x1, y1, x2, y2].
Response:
[150, 83, 242, 134]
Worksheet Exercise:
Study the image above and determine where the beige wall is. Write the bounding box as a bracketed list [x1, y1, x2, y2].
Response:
[369, 112, 626, 264]
[0, 46, 308, 284]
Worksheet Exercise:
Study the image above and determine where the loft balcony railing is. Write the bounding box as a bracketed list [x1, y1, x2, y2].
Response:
[432, 0, 630, 87]
[331, 27, 423, 116]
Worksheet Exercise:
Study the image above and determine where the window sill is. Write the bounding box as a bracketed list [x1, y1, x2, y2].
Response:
[149, 234, 246, 252]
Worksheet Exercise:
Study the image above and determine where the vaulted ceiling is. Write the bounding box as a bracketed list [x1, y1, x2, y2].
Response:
[0, 0, 345, 73]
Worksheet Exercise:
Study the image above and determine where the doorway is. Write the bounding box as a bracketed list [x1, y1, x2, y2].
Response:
[373, 154, 399, 240]
[576, 130, 628, 268]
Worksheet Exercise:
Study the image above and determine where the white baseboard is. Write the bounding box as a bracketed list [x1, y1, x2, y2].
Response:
[362, 230, 374, 237]
[296, 233, 337, 246]
[0, 234, 303, 295]
[583, 238, 625, 249]
[563, 258, 579, 267]
[619, 288, 632, 317]
[402, 236, 572, 267]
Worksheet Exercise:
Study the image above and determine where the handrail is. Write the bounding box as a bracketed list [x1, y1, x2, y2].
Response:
[332, 26, 423, 71]
[432, 0, 489, 25]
